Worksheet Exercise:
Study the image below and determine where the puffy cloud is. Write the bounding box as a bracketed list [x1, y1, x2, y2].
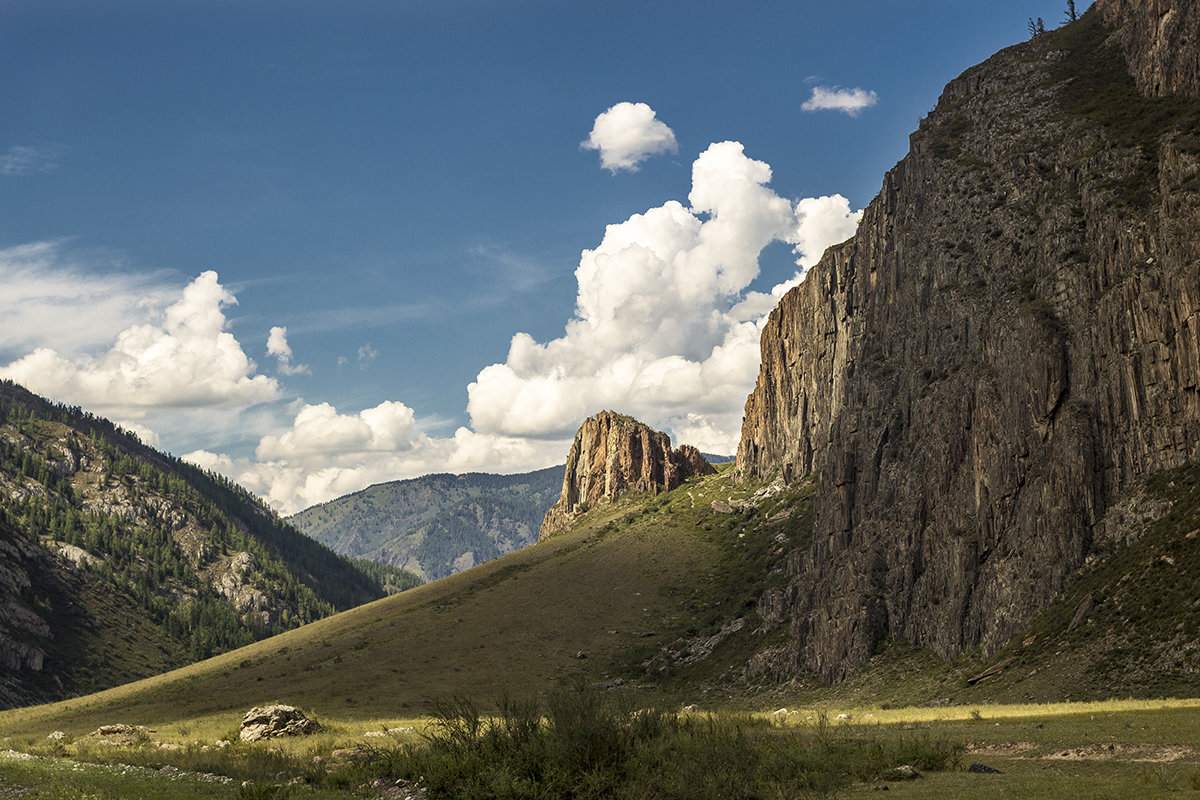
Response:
[0, 270, 279, 418]
[801, 86, 879, 116]
[266, 326, 310, 375]
[467, 141, 862, 453]
[255, 400, 417, 461]
[582, 102, 678, 173]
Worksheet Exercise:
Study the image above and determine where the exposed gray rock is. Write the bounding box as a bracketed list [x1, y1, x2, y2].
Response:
[239, 704, 322, 742]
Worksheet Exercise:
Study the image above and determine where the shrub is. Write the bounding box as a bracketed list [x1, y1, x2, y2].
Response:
[357, 688, 963, 799]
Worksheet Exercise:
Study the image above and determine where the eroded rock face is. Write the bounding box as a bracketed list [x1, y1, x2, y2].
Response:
[539, 411, 715, 539]
[1098, 0, 1200, 99]
[737, 6, 1200, 682]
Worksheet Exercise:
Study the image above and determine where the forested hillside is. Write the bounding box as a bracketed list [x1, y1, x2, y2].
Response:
[0, 380, 418, 708]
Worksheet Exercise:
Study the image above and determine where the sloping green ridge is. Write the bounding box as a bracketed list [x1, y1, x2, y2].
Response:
[0, 466, 806, 734]
[6, 457, 1200, 736]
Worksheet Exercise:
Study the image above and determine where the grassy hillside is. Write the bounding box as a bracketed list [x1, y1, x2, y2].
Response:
[0, 464, 794, 732]
[289, 467, 562, 580]
[5, 458, 1200, 735]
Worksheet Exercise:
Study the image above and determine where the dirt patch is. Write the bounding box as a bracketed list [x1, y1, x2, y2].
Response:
[968, 741, 1200, 763]
[968, 740, 1039, 755]
[1042, 743, 1200, 762]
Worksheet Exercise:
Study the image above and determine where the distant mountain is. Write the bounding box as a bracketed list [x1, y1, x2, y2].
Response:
[289, 467, 563, 580]
[0, 380, 419, 709]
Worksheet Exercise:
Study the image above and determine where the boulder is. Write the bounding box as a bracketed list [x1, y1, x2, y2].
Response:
[239, 704, 322, 742]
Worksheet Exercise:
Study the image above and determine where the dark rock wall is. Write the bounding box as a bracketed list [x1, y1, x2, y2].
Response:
[738, 7, 1200, 681]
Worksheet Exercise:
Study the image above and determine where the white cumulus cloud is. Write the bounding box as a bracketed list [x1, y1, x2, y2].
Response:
[0, 270, 279, 418]
[186, 402, 568, 514]
[466, 141, 862, 454]
[582, 101, 678, 173]
[801, 86, 879, 116]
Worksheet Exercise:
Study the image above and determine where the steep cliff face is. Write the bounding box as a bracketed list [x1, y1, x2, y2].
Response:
[738, 3, 1200, 681]
[540, 411, 714, 539]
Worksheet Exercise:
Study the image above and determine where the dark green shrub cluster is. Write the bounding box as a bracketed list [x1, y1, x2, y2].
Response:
[351, 689, 962, 800]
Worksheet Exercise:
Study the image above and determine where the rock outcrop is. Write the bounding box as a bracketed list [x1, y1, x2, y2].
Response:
[737, 4, 1200, 681]
[539, 411, 715, 539]
[239, 704, 322, 742]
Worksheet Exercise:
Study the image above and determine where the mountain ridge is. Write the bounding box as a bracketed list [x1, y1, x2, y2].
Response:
[288, 466, 562, 580]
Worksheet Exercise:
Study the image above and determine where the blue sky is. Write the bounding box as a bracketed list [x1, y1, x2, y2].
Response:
[1, 0, 1089, 512]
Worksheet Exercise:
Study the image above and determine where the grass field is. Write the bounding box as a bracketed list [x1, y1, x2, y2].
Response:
[3, 699, 1200, 798]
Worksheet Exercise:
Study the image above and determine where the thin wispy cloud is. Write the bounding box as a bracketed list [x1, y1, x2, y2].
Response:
[801, 86, 879, 117]
[284, 301, 446, 335]
[1, 144, 63, 176]
[0, 241, 177, 358]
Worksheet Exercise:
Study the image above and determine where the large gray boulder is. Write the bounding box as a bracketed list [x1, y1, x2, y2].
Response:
[239, 704, 322, 742]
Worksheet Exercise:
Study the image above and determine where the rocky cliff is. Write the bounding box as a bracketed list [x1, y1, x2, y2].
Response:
[540, 411, 714, 539]
[737, 2, 1200, 682]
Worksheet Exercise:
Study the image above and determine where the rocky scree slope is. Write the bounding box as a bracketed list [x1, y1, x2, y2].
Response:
[289, 466, 562, 581]
[540, 411, 715, 540]
[0, 380, 398, 708]
[737, 2, 1200, 682]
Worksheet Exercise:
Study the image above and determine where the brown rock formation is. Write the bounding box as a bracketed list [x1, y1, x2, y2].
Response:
[539, 411, 715, 539]
[737, 6, 1200, 681]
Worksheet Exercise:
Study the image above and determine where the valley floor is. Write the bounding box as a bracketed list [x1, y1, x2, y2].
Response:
[3, 700, 1200, 798]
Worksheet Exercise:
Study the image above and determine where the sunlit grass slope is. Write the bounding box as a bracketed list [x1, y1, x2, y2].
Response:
[1, 465, 792, 736]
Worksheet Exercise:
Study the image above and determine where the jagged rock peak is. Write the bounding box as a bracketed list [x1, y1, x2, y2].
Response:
[539, 411, 714, 540]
